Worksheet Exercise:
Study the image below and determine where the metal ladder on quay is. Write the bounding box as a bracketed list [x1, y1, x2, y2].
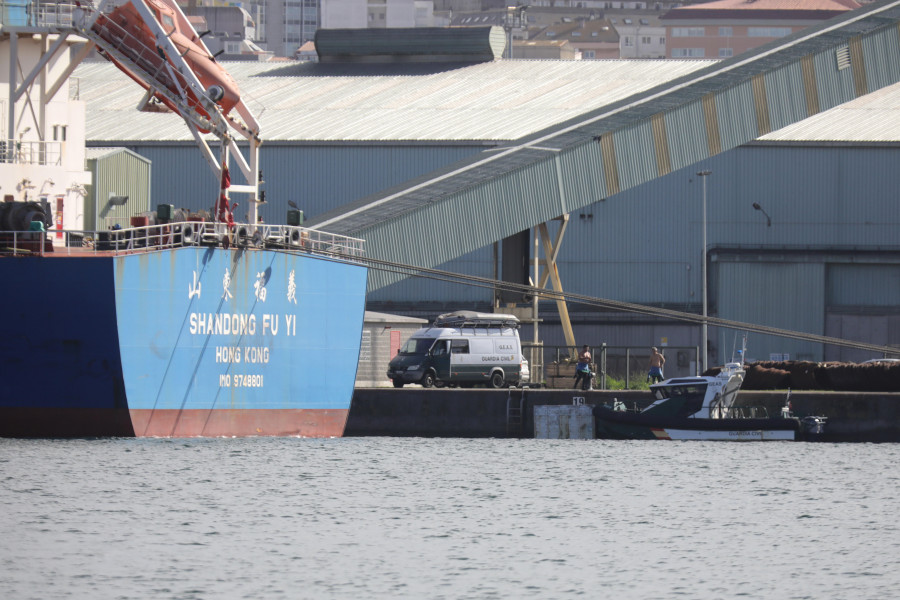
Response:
[506, 388, 525, 438]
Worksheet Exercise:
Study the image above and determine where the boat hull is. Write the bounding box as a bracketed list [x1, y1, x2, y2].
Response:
[0, 246, 367, 437]
[593, 406, 800, 441]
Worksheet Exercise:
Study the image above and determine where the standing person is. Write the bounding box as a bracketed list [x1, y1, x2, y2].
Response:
[648, 347, 666, 384]
[574, 345, 592, 390]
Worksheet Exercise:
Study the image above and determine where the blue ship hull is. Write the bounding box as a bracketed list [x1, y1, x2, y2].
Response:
[0, 246, 367, 437]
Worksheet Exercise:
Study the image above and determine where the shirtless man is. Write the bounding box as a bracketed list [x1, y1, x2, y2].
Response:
[648, 347, 666, 384]
[574, 345, 592, 390]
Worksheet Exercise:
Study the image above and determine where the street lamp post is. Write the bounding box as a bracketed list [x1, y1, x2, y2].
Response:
[752, 202, 772, 227]
[697, 170, 711, 373]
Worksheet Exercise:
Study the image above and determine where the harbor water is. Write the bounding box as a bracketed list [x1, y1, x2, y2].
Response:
[2, 437, 898, 599]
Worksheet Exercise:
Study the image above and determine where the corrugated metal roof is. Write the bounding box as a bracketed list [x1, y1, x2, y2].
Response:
[661, 0, 861, 20]
[85, 147, 127, 160]
[74, 58, 714, 143]
[666, 0, 860, 12]
[759, 80, 900, 141]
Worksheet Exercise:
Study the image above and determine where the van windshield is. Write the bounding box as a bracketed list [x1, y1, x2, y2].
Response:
[399, 338, 434, 355]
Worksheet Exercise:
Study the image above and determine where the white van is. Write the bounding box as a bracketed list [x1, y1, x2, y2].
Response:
[387, 311, 523, 388]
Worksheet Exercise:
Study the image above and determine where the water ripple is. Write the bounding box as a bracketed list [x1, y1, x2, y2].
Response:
[1, 438, 899, 598]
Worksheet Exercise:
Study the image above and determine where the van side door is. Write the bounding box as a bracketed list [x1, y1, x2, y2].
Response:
[431, 339, 451, 380]
[449, 338, 471, 382]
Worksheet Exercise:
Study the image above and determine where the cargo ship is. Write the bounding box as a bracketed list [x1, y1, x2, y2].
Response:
[0, 1, 368, 437]
[0, 216, 368, 437]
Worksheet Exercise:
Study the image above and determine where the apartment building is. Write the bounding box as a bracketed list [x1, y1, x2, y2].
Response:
[662, 0, 860, 59]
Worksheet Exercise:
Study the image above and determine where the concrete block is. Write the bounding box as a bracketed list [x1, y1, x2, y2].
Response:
[534, 404, 595, 439]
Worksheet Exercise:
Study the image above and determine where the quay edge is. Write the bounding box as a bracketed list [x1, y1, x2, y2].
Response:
[345, 389, 900, 442]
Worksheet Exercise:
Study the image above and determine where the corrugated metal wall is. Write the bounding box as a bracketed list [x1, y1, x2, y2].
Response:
[85, 149, 151, 230]
[108, 143, 484, 222]
[717, 262, 825, 362]
[827, 264, 900, 307]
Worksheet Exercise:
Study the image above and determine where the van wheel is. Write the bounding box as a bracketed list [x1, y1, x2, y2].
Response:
[490, 372, 505, 388]
[421, 371, 436, 388]
[392, 380, 404, 388]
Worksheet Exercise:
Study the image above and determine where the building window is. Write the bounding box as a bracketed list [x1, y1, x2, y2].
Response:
[719, 27, 733, 37]
[225, 41, 241, 54]
[624, 37, 633, 46]
[748, 27, 792, 37]
[641, 36, 651, 44]
[53, 125, 67, 141]
[672, 27, 705, 37]
[583, 50, 595, 58]
[671, 48, 705, 58]
[718, 48, 733, 58]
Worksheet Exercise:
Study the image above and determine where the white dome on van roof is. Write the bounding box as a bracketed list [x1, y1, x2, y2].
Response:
[433, 311, 519, 328]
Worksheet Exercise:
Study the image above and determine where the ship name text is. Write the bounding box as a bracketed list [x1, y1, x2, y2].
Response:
[189, 312, 298, 337]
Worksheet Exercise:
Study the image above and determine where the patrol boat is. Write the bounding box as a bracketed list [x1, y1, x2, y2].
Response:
[593, 362, 827, 441]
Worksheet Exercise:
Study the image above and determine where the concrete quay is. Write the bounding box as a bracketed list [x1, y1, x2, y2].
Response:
[344, 388, 900, 442]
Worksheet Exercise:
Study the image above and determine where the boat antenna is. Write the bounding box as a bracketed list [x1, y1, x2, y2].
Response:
[730, 332, 738, 364]
[730, 331, 749, 364]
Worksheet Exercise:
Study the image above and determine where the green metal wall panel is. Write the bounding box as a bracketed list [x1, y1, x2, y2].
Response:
[765, 63, 809, 133]
[85, 149, 151, 230]
[715, 81, 759, 153]
[612, 121, 660, 190]
[558, 143, 606, 204]
[664, 100, 709, 173]
[861, 25, 900, 92]
[814, 44, 857, 112]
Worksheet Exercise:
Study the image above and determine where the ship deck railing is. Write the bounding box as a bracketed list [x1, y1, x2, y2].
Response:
[0, 221, 365, 259]
[0, 1, 79, 29]
[0, 139, 63, 166]
[607, 403, 776, 419]
[717, 406, 771, 419]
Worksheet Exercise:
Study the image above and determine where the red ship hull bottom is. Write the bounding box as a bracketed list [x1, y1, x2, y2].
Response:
[130, 409, 350, 437]
[0, 408, 349, 438]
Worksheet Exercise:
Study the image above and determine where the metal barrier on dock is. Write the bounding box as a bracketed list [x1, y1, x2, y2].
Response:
[526, 344, 702, 390]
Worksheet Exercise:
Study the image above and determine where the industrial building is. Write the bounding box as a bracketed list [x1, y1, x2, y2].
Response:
[74, 9, 900, 380]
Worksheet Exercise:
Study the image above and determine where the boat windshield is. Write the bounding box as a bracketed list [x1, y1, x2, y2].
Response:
[654, 384, 705, 400]
[399, 337, 434, 355]
[654, 383, 707, 417]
